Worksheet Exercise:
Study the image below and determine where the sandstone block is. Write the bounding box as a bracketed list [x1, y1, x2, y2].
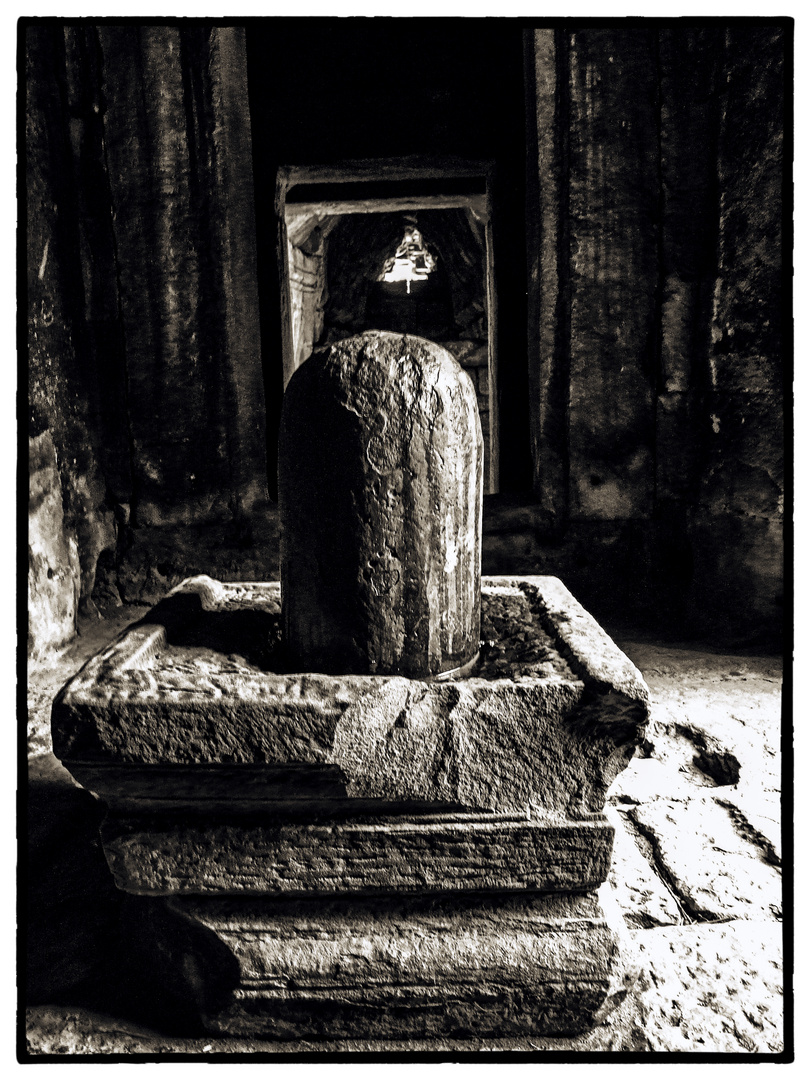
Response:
[23, 921, 783, 1053]
[52, 575, 650, 818]
[100, 813, 614, 895]
[47, 572, 650, 1043]
[629, 796, 782, 922]
[126, 887, 634, 1040]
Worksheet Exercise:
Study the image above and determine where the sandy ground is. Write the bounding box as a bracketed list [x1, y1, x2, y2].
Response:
[23, 607, 786, 1057]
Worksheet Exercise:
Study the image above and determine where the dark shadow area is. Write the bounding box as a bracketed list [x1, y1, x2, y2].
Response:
[246, 18, 529, 491]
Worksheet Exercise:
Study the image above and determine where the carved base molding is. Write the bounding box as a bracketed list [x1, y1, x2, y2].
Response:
[125, 886, 638, 1040]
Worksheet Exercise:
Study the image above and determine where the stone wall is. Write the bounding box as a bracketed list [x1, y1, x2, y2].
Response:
[686, 26, 785, 639]
[27, 24, 269, 657]
[27, 21, 785, 654]
[95, 25, 267, 528]
[27, 27, 116, 657]
[526, 26, 785, 643]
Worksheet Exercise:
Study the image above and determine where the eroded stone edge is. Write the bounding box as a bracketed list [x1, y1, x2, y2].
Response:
[99, 815, 614, 895]
[132, 885, 635, 1039]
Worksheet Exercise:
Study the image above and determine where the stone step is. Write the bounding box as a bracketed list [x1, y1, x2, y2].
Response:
[101, 813, 614, 895]
[124, 887, 637, 1040]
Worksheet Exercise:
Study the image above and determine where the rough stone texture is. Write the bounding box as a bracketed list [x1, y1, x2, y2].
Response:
[92, 508, 281, 611]
[23, 918, 784, 1053]
[42, 573, 647, 1042]
[85, 484, 782, 654]
[566, 29, 658, 522]
[27, 609, 783, 1054]
[100, 815, 613, 895]
[96, 26, 267, 528]
[28, 433, 81, 661]
[26, 23, 269, 659]
[441, 340, 488, 368]
[613, 922, 784, 1053]
[629, 797, 782, 923]
[122, 888, 632, 1041]
[52, 575, 649, 818]
[607, 808, 684, 929]
[718, 792, 781, 869]
[27, 605, 153, 757]
[525, 29, 568, 532]
[27, 24, 267, 566]
[479, 493, 784, 649]
[525, 26, 785, 644]
[26, 26, 118, 656]
[686, 26, 785, 643]
[609, 640, 782, 806]
[280, 331, 483, 678]
[438, 338, 491, 481]
[27, 22, 785, 659]
[606, 637, 783, 938]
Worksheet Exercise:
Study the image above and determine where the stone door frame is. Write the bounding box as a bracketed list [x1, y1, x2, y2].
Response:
[274, 157, 500, 494]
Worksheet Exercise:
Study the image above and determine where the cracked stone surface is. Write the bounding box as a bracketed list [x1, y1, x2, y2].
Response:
[607, 807, 684, 928]
[629, 796, 782, 923]
[607, 638, 783, 931]
[51, 575, 648, 819]
[25, 616, 784, 1055]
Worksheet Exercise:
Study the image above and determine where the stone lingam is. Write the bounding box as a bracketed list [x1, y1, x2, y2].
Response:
[51, 331, 650, 1041]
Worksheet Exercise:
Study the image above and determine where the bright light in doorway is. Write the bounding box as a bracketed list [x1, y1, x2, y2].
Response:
[382, 228, 435, 294]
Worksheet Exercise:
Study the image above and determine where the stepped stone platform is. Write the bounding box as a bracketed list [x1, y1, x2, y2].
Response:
[25, 607, 784, 1055]
[47, 573, 650, 1041]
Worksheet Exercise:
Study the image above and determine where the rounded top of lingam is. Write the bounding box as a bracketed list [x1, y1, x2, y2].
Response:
[279, 331, 483, 678]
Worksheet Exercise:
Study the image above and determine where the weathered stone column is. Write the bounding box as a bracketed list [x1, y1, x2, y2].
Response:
[525, 29, 570, 531]
[686, 26, 785, 640]
[526, 28, 660, 534]
[279, 331, 483, 677]
[566, 30, 659, 523]
[97, 25, 267, 526]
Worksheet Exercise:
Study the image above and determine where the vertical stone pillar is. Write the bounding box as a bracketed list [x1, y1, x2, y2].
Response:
[97, 25, 267, 526]
[566, 29, 659, 522]
[655, 27, 720, 506]
[651, 27, 722, 614]
[279, 331, 483, 677]
[526, 29, 659, 527]
[687, 26, 785, 639]
[526, 29, 569, 530]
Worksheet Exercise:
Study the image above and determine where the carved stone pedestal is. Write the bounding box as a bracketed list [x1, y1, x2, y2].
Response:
[52, 574, 650, 1040]
[125, 888, 636, 1040]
